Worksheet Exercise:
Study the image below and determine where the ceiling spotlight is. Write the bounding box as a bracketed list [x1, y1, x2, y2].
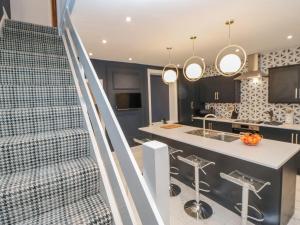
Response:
[128, 57, 133, 61]
[126, 17, 132, 22]
[287, 35, 293, 40]
[102, 39, 107, 44]
[215, 19, 247, 77]
[89, 52, 93, 56]
[177, 64, 180, 67]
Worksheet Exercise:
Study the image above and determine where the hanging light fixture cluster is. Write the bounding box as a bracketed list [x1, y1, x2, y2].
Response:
[162, 19, 247, 84]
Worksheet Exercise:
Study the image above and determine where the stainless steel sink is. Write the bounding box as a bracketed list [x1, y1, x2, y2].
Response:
[186, 129, 239, 142]
[186, 129, 220, 137]
[208, 133, 240, 142]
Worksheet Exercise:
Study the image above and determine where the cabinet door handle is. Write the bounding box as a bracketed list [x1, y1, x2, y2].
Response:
[292, 133, 294, 143]
[214, 92, 216, 100]
[295, 88, 298, 99]
[216, 92, 219, 100]
[218, 92, 219, 100]
[296, 134, 299, 144]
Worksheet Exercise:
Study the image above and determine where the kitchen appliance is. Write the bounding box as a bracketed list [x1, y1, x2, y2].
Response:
[232, 123, 260, 134]
[234, 53, 268, 80]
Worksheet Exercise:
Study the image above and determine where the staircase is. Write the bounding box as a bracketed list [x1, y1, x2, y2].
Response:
[0, 19, 113, 225]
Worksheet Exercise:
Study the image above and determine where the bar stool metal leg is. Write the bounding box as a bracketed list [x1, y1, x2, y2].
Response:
[184, 163, 213, 219]
[241, 184, 249, 225]
[169, 167, 181, 197]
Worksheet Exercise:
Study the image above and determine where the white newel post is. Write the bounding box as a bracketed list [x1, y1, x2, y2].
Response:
[143, 141, 170, 225]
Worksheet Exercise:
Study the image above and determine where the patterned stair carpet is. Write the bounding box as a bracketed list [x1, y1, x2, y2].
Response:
[0, 19, 112, 225]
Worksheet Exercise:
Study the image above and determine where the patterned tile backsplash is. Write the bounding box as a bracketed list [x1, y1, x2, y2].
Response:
[204, 46, 300, 124]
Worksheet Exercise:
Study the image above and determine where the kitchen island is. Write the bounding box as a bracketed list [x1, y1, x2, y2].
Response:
[139, 125, 300, 225]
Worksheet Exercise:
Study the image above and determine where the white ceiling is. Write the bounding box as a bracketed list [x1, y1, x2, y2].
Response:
[72, 0, 300, 66]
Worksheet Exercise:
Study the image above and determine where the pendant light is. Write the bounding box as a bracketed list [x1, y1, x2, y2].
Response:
[183, 36, 205, 81]
[162, 47, 178, 84]
[215, 19, 247, 77]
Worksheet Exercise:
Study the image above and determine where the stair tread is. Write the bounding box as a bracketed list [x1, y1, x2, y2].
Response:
[0, 48, 67, 59]
[3, 26, 61, 39]
[16, 193, 112, 225]
[0, 128, 90, 175]
[0, 105, 84, 138]
[5, 19, 58, 35]
[0, 128, 89, 146]
[0, 37, 66, 56]
[0, 157, 97, 192]
[0, 65, 71, 71]
[0, 157, 102, 224]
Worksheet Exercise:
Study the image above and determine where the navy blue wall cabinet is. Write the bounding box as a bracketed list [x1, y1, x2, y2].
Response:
[196, 75, 241, 103]
[269, 65, 300, 103]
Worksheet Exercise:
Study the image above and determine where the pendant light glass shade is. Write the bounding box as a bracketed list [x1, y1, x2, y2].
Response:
[215, 20, 247, 77]
[162, 47, 178, 84]
[183, 36, 205, 81]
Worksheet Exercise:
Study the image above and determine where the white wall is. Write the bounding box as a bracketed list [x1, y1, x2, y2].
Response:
[10, 0, 52, 26]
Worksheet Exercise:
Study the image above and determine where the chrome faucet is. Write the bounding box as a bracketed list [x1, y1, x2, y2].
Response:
[203, 114, 217, 136]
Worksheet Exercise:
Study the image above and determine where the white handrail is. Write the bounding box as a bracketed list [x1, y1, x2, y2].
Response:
[59, 1, 165, 225]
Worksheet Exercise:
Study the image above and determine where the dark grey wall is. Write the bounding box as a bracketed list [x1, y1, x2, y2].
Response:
[150, 75, 169, 122]
[0, 0, 10, 19]
[91, 59, 162, 146]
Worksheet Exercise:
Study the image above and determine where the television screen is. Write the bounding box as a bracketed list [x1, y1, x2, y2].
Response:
[115, 93, 142, 110]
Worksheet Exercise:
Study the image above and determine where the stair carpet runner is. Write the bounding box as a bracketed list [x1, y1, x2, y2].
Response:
[0, 19, 112, 224]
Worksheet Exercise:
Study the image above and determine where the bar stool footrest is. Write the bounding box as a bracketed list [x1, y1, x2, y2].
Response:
[234, 203, 264, 222]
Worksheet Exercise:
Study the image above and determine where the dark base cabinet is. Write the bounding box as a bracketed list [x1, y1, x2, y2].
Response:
[144, 133, 298, 225]
[260, 127, 300, 174]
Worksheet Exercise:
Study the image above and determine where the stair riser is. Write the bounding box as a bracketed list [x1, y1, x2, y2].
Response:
[5, 20, 58, 35]
[0, 86, 78, 109]
[2, 28, 63, 45]
[0, 39, 66, 56]
[0, 131, 90, 175]
[0, 67, 73, 86]
[15, 194, 113, 225]
[0, 50, 69, 69]
[0, 167, 101, 224]
[0, 107, 84, 137]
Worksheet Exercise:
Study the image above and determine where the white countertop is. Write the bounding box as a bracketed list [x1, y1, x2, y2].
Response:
[139, 125, 300, 170]
[192, 116, 300, 131]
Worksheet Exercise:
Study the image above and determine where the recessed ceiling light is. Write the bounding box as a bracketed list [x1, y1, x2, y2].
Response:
[287, 35, 293, 40]
[128, 57, 133, 61]
[177, 64, 180, 67]
[235, 49, 240, 53]
[89, 52, 93, 56]
[126, 17, 132, 22]
[102, 39, 107, 44]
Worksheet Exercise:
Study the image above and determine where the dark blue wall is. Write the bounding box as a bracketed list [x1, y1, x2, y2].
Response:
[91, 59, 162, 146]
[0, 0, 10, 19]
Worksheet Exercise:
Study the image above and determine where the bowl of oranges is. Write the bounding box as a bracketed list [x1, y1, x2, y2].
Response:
[240, 133, 262, 146]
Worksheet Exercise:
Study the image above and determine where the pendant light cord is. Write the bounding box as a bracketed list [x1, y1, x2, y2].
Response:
[166, 47, 172, 64]
[228, 21, 231, 45]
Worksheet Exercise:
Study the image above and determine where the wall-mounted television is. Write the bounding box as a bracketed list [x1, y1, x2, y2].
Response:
[115, 93, 142, 110]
